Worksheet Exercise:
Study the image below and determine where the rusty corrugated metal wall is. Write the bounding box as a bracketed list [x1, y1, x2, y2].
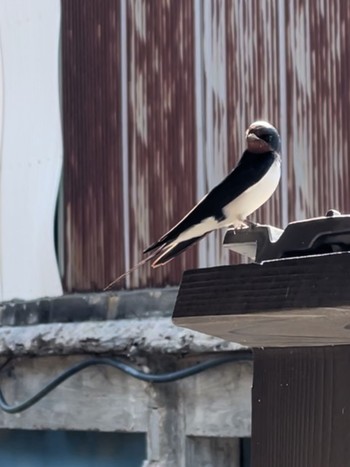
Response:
[61, 0, 350, 292]
[62, 0, 126, 290]
[285, 0, 350, 220]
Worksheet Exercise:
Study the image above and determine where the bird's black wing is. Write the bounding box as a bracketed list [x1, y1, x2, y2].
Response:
[144, 151, 277, 253]
[151, 235, 205, 268]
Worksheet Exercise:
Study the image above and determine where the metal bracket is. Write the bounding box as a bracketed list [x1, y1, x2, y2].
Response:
[223, 209, 350, 262]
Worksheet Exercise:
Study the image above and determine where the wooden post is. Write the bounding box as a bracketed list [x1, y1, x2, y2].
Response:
[252, 346, 350, 467]
[173, 253, 350, 467]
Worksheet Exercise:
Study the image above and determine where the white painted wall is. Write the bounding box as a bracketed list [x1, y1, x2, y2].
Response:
[0, 0, 63, 300]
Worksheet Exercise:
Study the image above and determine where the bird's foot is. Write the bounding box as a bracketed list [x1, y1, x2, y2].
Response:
[244, 220, 260, 229]
[229, 222, 249, 234]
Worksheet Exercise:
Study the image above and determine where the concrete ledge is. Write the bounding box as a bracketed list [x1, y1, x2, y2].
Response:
[0, 288, 178, 327]
[0, 317, 245, 357]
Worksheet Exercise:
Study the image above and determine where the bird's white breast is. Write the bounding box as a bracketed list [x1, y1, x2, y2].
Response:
[222, 158, 281, 225]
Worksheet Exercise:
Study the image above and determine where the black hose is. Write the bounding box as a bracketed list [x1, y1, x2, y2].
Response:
[0, 351, 252, 414]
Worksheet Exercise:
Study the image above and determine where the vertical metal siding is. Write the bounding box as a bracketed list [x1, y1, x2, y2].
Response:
[201, 0, 230, 267]
[127, 0, 197, 288]
[61, 0, 125, 291]
[286, 0, 350, 221]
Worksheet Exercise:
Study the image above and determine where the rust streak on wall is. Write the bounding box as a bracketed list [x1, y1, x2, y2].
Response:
[61, 0, 125, 291]
[127, 0, 197, 287]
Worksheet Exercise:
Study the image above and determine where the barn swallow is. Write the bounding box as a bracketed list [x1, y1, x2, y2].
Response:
[144, 120, 281, 267]
[104, 120, 281, 290]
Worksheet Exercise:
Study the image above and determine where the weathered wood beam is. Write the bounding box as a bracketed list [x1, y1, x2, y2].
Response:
[173, 253, 350, 346]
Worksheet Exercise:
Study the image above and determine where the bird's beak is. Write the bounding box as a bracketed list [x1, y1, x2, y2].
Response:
[246, 132, 260, 143]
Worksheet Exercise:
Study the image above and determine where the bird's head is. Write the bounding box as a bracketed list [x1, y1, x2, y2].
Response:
[246, 121, 280, 153]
